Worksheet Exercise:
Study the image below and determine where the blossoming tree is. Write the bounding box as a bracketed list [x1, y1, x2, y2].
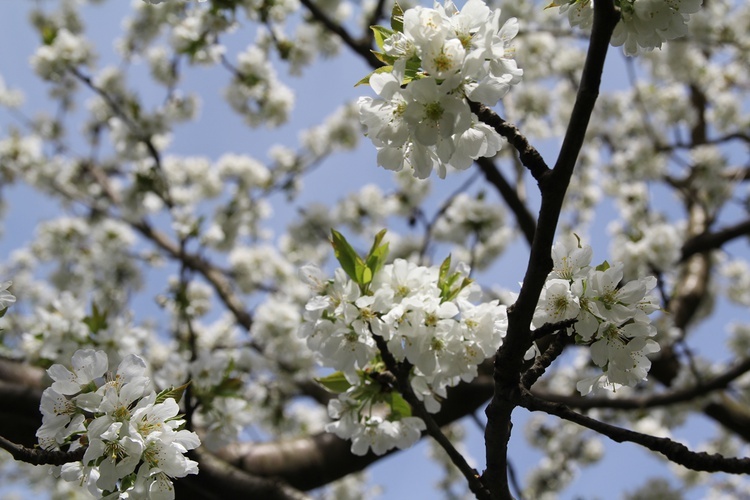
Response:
[0, 0, 749, 498]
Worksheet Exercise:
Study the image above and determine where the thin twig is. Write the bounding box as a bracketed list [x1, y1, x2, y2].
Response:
[418, 172, 481, 261]
[469, 101, 550, 183]
[0, 435, 84, 466]
[298, 0, 381, 68]
[519, 389, 750, 474]
[474, 157, 536, 246]
[370, 334, 495, 500]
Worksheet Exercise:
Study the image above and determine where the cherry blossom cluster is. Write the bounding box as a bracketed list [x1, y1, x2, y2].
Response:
[300, 231, 507, 455]
[532, 235, 661, 395]
[357, 0, 522, 179]
[553, 0, 703, 56]
[37, 349, 200, 499]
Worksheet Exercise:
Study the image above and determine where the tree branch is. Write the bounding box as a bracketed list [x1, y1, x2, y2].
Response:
[298, 0, 382, 68]
[68, 67, 174, 209]
[0, 436, 84, 466]
[178, 448, 312, 500]
[482, 2, 620, 497]
[521, 330, 573, 389]
[533, 357, 750, 410]
[474, 157, 536, 246]
[680, 218, 750, 261]
[519, 390, 750, 474]
[469, 102, 550, 183]
[216, 374, 495, 491]
[129, 219, 254, 331]
[371, 334, 494, 500]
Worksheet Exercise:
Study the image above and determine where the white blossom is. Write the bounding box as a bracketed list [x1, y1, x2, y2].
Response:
[37, 350, 200, 497]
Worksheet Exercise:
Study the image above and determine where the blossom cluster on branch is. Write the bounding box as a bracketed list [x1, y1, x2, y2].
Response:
[3, 0, 749, 497]
[553, 0, 703, 55]
[357, 0, 522, 179]
[37, 349, 200, 500]
[301, 230, 661, 456]
[533, 235, 661, 394]
[300, 230, 507, 455]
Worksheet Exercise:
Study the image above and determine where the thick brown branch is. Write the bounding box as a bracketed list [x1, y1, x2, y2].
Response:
[217, 374, 494, 491]
[178, 449, 311, 500]
[681, 218, 750, 261]
[0, 360, 45, 447]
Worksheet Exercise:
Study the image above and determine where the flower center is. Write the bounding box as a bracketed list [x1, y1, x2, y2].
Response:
[424, 102, 444, 122]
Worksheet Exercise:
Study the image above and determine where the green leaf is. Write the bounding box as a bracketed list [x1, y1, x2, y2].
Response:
[120, 473, 137, 492]
[373, 50, 397, 65]
[402, 57, 424, 85]
[370, 25, 395, 51]
[362, 266, 373, 285]
[367, 229, 388, 257]
[331, 229, 366, 284]
[385, 391, 412, 418]
[155, 382, 191, 404]
[438, 255, 452, 285]
[447, 277, 474, 301]
[595, 260, 610, 272]
[437, 255, 475, 301]
[391, 3, 404, 32]
[41, 25, 57, 45]
[215, 377, 243, 397]
[355, 64, 394, 87]
[365, 229, 390, 283]
[315, 371, 353, 394]
[83, 302, 108, 334]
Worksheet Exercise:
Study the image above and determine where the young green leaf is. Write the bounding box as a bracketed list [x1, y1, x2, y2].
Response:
[331, 229, 366, 284]
[365, 229, 390, 283]
[371, 25, 396, 51]
[367, 229, 388, 257]
[439, 255, 452, 284]
[385, 391, 412, 418]
[365, 242, 389, 282]
[391, 3, 404, 32]
[155, 382, 191, 405]
[373, 50, 397, 65]
[362, 266, 373, 285]
[355, 64, 394, 87]
[83, 302, 108, 334]
[315, 371, 353, 394]
[120, 473, 137, 492]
